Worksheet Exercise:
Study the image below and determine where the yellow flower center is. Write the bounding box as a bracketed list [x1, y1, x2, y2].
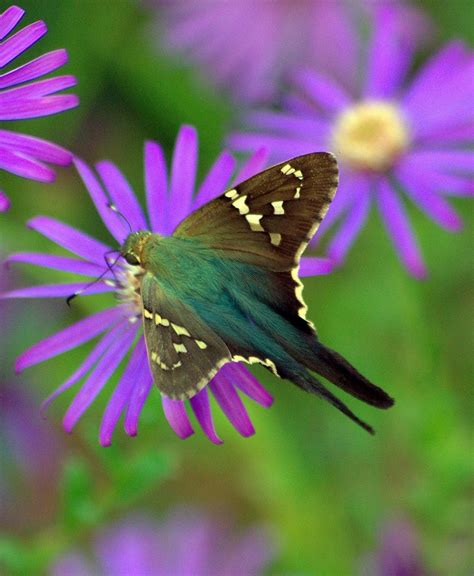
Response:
[331, 101, 410, 172]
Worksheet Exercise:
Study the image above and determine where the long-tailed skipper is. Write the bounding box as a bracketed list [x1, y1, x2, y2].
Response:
[120, 152, 394, 433]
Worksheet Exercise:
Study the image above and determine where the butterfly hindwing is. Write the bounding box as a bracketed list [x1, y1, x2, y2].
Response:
[173, 152, 338, 272]
[140, 272, 232, 400]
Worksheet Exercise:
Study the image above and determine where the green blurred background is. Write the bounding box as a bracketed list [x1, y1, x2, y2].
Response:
[1, 1, 472, 574]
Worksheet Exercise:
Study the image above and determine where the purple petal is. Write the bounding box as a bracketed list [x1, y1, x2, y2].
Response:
[193, 150, 235, 210]
[41, 322, 127, 413]
[376, 177, 426, 278]
[291, 68, 351, 114]
[245, 110, 330, 140]
[6, 252, 109, 277]
[0, 94, 78, 119]
[190, 388, 223, 444]
[0, 189, 10, 211]
[0, 281, 113, 299]
[327, 188, 371, 265]
[233, 147, 268, 184]
[283, 92, 318, 116]
[0, 129, 72, 164]
[417, 123, 474, 146]
[404, 168, 473, 198]
[162, 397, 194, 439]
[63, 324, 137, 432]
[225, 363, 273, 408]
[144, 141, 168, 235]
[405, 58, 474, 138]
[308, 0, 359, 93]
[99, 337, 147, 447]
[0, 145, 55, 181]
[402, 42, 470, 111]
[0, 6, 24, 41]
[74, 158, 126, 243]
[365, 6, 413, 98]
[396, 162, 462, 231]
[27, 216, 111, 265]
[168, 125, 198, 229]
[300, 257, 334, 277]
[15, 307, 123, 372]
[96, 160, 147, 232]
[0, 48, 68, 89]
[124, 343, 153, 437]
[0, 75, 76, 101]
[229, 132, 319, 163]
[0, 20, 46, 68]
[209, 372, 255, 437]
[406, 150, 473, 174]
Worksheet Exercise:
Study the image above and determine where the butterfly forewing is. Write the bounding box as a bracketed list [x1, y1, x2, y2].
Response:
[141, 273, 232, 400]
[173, 152, 338, 272]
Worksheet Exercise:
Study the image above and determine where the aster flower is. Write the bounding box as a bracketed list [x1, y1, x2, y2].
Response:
[2, 125, 333, 445]
[230, 6, 473, 277]
[0, 5, 78, 211]
[148, 0, 430, 104]
[51, 509, 275, 576]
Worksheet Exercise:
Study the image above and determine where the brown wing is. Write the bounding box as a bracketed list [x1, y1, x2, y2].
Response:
[173, 152, 338, 272]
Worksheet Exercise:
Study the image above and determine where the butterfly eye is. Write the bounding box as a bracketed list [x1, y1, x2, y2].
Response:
[124, 252, 140, 266]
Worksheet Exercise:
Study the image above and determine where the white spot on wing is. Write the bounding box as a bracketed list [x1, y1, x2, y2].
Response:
[225, 188, 239, 199]
[173, 342, 187, 354]
[232, 195, 250, 215]
[270, 232, 282, 246]
[245, 213, 264, 232]
[171, 323, 191, 337]
[271, 200, 285, 215]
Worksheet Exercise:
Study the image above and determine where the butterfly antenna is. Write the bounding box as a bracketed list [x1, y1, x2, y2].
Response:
[66, 250, 122, 306]
[107, 203, 132, 233]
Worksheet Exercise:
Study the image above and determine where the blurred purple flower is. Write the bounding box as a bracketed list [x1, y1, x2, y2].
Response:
[2, 125, 333, 445]
[362, 518, 426, 576]
[0, 4, 78, 211]
[0, 381, 63, 526]
[148, 0, 430, 104]
[230, 6, 473, 278]
[51, 509, 275, 576]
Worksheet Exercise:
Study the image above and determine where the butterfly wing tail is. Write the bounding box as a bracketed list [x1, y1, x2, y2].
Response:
[307, 342, 395, 409]
[287, 367, 376, 435]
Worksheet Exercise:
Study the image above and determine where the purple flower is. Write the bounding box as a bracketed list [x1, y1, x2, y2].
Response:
[230, 6, 473, 277]
[148, 0, 430, 104]
[0, 5, 78, 211]
[362, 518, 426, 576]
[51, 509, 275, 576]
[2, 125, 333, 445]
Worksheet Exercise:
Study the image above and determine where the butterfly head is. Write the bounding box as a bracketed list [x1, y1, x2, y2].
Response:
[121, 231, 153, 267]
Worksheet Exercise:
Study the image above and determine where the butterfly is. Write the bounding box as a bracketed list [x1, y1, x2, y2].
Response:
[121, 152, 394, 434]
